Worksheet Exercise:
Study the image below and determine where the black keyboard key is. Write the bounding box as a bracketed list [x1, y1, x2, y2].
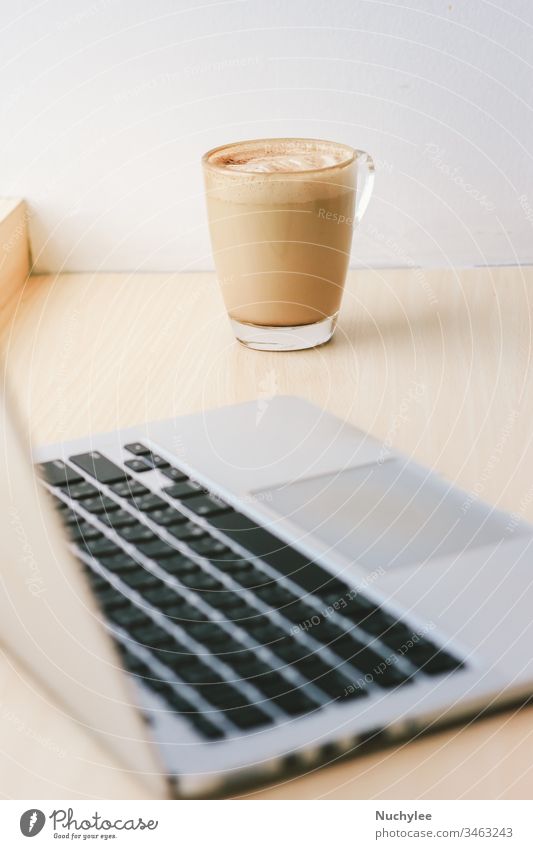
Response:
[99, 553, 140, 573]
[166, 522, 206, 542]
[373, 623, 416, 652]
[82, 495, 121, 515]
[153, 640, 195, 665]
[86, 570, 109, 592]
[237, 612, 277, 630]
[274, 690, 318, 716]
[99, 509, 137, 528]
[184, 495, 231, 518]
[406, 641, 463, 675]
[187, 538, 231, 557]
[210, 553, 252, 572]
[268, 637, 313, 664]
[162, 481, 207, 500]
[164, 602, 209, 623]
[203, 652, 248, 673]
[186, 621, 226, 645]
[296, 654, 349, 683]
[136, 539, 180, 559]
[255, 585, 300, 609]
[149, 507, 187, 526]
[227, 706, 271, 730]
[95, 586, 128, 611]
[424, 654, 463, 676]
[122, 659, 210, 730]
[210, 635, 244, 657]
[340, 685, 368, 701]
[331, 637, 385, 675]
[246, 623, 288, 645]
[132, 494, 168, 512]
[199, 683, 249, 710]
[230, 567, 269, 589]
[80, 537, 123, 558]
[341, 595, 380, 624]
[221, 650, 263, 672]
[133, 622, 175, 649]
[312, 578, 351, 600]
[358, 609, 399, 637]
[180, 572, 224, 591]
[274, 690, 320, 716]
[120, 650, 151, 675]
[124, 442, 150, 456]
[144, 453, 170, 469]
[232, 659, 275, 681]
[61, 510, 83, 527]
[162, 467, 188, 483]
[188, 716, 225, 741]
[298, 662, 352, 700]
[249, 670, 290, 699]
[376, 665, 413, 689]
[60, 508, 83, 526]
[209, 511, 349, 596]
[161, 556, 203, 577]
[178, 664, 223, 685]
[156, 686, 191, 711]
[110, 480, 149, 498]
[70, 451, 128, 484]
[39, 460, 83, 487]
[120, 569, 161, 591]
[143, 584, 182, 607]
[61, 480, 100, 499]
[224, 601, 261, 620]
[142, 675, 187, 707]
[125, 458, 152, 473]
[67, 521, 101, 542]
[117, 524, 157, 543]
[306, 618, 346, 645]
[201, 590, 242, 611]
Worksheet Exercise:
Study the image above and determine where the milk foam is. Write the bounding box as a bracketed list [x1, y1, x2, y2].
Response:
[221, 151, 345, 173]
[210, 141, 351, 174]
[204, 139, 356, 205]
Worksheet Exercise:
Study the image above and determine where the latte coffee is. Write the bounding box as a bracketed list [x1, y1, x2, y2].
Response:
[202, 138, 373, 350]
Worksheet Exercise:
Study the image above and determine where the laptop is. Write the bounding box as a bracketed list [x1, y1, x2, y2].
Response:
[1, 388, 532, 798]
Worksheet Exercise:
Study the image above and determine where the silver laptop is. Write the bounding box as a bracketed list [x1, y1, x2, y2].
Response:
[2, 388, 532, 798]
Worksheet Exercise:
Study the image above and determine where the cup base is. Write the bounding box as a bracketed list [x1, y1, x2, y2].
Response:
[230, 313, 338, 352]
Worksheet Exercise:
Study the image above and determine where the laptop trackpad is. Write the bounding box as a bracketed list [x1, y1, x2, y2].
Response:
[254, 459, 513, 572]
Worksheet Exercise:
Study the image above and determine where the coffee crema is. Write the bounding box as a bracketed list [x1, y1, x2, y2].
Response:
[218, 151, 347, 173]
[207, 139, 353, 174]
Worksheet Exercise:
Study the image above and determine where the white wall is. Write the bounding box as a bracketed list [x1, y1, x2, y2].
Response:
[1, 0, 532, 273]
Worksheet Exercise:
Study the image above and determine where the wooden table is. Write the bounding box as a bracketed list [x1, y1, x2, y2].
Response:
[1, 250, 533, 798]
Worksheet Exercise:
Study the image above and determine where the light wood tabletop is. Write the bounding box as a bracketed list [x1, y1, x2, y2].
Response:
[1, 262, 533, 799]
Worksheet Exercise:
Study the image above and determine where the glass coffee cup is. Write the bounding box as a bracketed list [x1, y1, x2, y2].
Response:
[202, 138, 374, 351]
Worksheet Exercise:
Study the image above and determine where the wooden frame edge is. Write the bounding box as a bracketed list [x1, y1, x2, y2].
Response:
[0, 198, 31, 335]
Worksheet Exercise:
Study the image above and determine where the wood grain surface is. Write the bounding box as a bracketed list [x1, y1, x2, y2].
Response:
[1, 265, 532, 799]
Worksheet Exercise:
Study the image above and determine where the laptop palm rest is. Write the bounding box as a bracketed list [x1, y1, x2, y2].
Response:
[254, 459, 514, 572]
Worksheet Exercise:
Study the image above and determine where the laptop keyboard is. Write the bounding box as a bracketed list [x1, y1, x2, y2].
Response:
[38, 446, 464, 742]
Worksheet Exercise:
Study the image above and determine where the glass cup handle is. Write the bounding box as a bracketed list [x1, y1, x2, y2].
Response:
[354, 150, 375, 225]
